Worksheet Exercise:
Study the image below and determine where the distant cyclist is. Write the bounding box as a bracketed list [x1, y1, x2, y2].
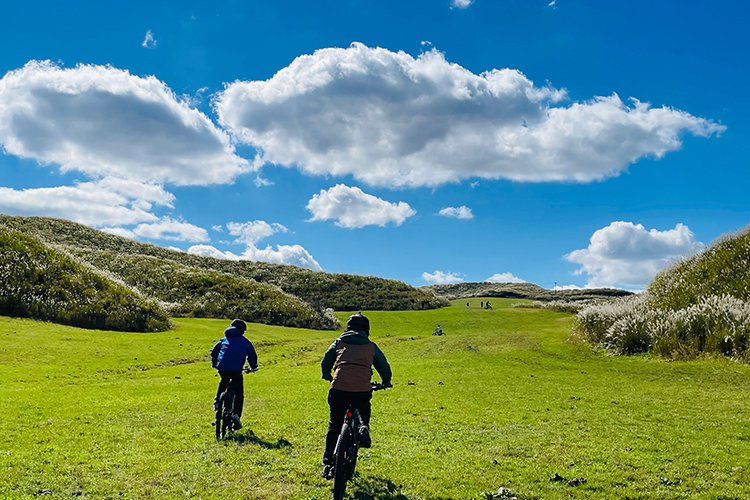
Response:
[320, 312, 392, 479]
[211, 319, 258, 430]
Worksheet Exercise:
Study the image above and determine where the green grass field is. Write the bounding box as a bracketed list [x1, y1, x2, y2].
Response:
[2, 299, 749, 500]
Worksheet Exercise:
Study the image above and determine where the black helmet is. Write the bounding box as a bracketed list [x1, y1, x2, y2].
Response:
[346, 312, 369, 332]
[230, 318, 247, 332]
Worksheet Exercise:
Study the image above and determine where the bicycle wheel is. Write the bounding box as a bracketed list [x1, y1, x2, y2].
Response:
[217, 389, 234, 440]
[215, 403, 222, 441]
[332, 426, 351, 500]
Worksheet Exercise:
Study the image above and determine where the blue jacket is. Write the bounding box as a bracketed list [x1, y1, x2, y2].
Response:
[211, 326, 258, 371]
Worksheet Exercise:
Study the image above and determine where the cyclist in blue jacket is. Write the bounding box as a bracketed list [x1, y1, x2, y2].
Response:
[211, 319, 258, 430]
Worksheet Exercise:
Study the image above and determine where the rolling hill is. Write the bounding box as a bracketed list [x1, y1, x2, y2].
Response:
[0, 215, 448, 332]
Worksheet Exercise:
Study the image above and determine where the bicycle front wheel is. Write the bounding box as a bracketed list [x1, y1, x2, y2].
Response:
[332, 427, 351, 500]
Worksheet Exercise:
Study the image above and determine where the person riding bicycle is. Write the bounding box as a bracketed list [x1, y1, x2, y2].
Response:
[211, 318, 258, 430]
[434, 323, 443, 335]
[321, 312, 392, 479]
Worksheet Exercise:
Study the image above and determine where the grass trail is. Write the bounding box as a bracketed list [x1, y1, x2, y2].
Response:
[1, 298, 750, 499]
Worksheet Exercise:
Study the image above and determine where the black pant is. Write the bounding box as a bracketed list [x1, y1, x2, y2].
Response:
[323, 388, 372, 464]
[216, 370, 244, 417]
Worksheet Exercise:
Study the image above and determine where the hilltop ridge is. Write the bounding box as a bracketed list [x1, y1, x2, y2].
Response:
[424, 281, 632, 301]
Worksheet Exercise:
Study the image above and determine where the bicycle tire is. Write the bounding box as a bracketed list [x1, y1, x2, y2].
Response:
[332, 425, 351, 500]
[349, 445, 358, 481]
[215, 405, 222, 441]
[217, 389, 234, 440]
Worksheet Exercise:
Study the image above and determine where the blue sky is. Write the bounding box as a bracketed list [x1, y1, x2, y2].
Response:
[0, 0, 746, 290]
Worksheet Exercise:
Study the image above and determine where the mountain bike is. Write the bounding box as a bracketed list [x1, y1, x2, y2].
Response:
[214, 366, 256, 441]
[331, 382, 387, 500]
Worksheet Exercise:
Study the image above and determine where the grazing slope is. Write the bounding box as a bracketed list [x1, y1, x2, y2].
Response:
[0, 226, 170, 332]
[2, 300, 750, 499]
[577, 225, 750, 358]
[425, 282, 632, 301]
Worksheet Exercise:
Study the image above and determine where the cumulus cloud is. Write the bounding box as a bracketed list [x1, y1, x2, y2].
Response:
[0, 177, 173, 226]
[187, 242, 322, 271]
[189, 220, 322, 270]
[101, 227, 136, 239]
[216, 43, 724, 189]
[438, 206, 473, 219]
[486, 272, 525, 283]
[422, 270, 463, 284]
[451, 0, 474, 9]
[0, 60, 248, 186]
[558, 284, 582, 290]
[142, 30, 157, 49]
[566, 221, 703, 288]
[131, 217, 209, 242]
[306, 184, 416, 228]
[227, 220, 287, 244]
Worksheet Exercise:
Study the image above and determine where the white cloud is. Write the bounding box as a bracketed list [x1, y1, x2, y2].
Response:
[422, 270, 463, 284]
[216, 43, 723, 188]
[241, 243, 322, 270]
[0, 60, 248, 186]
[548, 0, 557, 8]
[186, 242, 322, 271]
[0, 177, 173, 226]
[566, 221, 703, 288]
[558, 284, 582, 290]
[226, 220, 288, 245]
[211, 225, 224, 232]
[306, 184, 416, 228]
[438, 206, 473, 219]
[486, 272, 525, 283]
[189, 219, 322, 270]
[451, 0, 474, 9]
[101, 227, 136, 239]
[132, 217, 209, 242]
[142, 30, 157, 49]
[186, 244, 234, 260]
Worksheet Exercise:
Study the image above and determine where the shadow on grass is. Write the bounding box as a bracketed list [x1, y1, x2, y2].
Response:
[231, 429, 292, 449]
[348, 475, 411, 500]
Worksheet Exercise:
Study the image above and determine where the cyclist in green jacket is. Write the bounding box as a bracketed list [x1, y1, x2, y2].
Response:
[320, 312, 392, 479]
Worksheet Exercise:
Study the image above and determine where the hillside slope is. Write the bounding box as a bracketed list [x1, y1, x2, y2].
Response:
[0, 215, 447, 329]
[0, 226, 171, 331]
[648, 226, 750, 309]
[577, 225, 750, 358]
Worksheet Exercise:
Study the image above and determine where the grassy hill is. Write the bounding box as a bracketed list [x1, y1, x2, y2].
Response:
[424, 282, 632, 301]
[0, 215, 447, 331]
[576, 225, 750, 358]
[0, 226, 170, 332]
[2, 300, 750, 499]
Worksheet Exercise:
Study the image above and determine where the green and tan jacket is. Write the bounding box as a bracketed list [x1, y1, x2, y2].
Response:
[321, 330, 392, 392]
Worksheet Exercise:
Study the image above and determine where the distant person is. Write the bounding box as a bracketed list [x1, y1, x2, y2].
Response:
[467, 302, 469, 307]
[320, 312, 392, 479]
[481, 301, 484, 308]
[211, 319, 258, 430]
[434, 324, 444, 336]
[485, 301, 492, 309]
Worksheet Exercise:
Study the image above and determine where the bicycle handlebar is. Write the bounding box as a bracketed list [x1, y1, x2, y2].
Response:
[371, 382, 389, 391]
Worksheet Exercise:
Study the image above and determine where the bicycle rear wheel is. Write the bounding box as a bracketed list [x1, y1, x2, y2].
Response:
[332, 426, 351, 500]
[215, 406, 222, 441]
